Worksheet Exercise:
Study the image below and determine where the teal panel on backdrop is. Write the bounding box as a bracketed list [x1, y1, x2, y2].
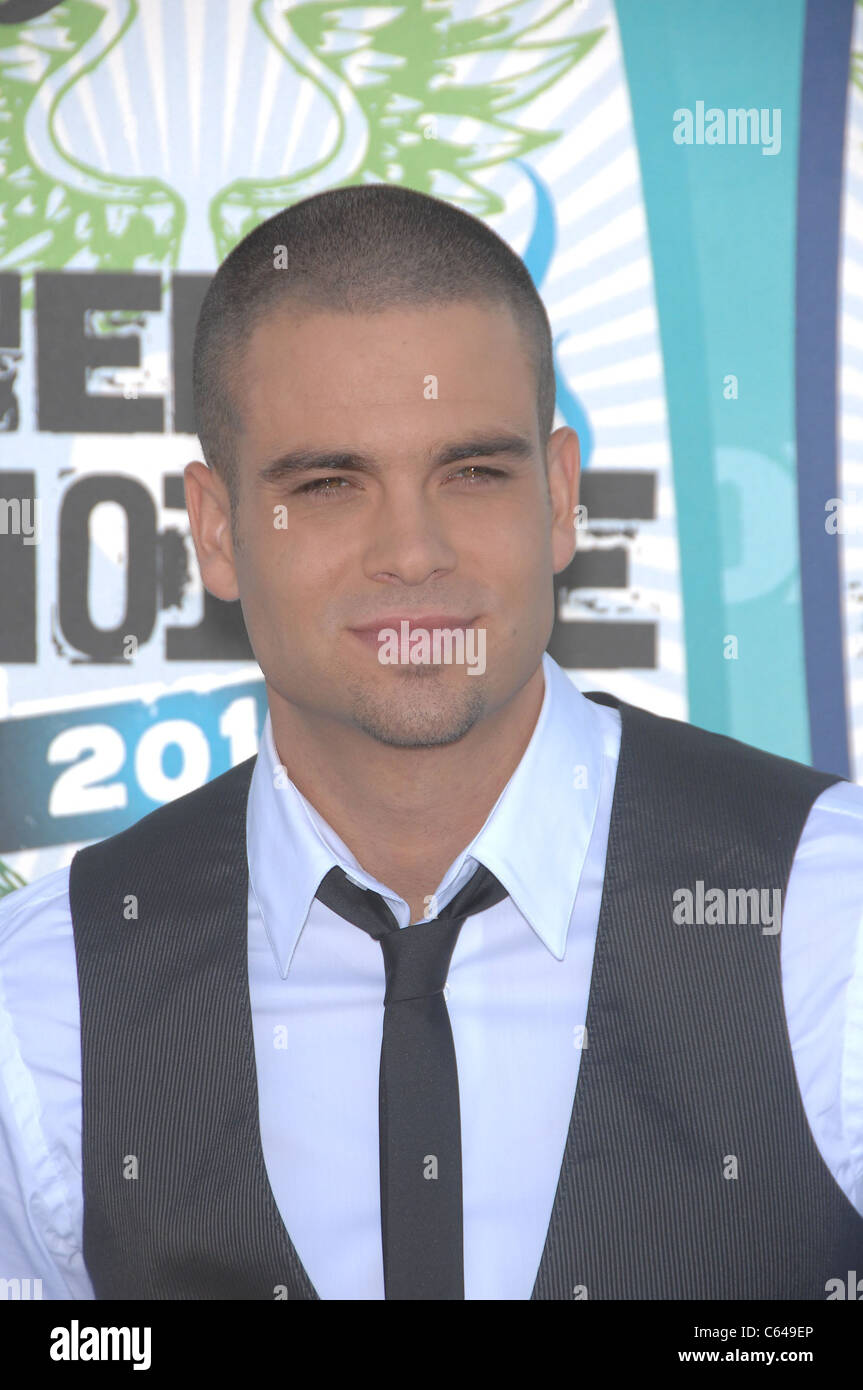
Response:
[616, 0, 809, 759]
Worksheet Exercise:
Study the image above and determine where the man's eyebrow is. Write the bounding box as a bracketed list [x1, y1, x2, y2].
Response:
[256, 431, 536, 484]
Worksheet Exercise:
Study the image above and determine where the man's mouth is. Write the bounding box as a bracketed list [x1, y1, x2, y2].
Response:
[348, 615, 478, 652]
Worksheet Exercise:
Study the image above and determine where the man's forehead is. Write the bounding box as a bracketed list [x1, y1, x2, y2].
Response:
[242, 296, 528, 366]
[237, 299, 536, 425]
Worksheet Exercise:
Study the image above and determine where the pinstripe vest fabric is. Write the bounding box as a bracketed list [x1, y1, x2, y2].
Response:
[68, 692, 863, 1299]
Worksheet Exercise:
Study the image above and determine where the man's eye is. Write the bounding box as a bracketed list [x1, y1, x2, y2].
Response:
[295, 476, 350, 497]
[450, 465, 506, 483]
[293, 466, 505, 496]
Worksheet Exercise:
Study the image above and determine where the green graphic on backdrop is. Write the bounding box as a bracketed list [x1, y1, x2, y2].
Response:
[0, 1, 183, 283]
[214, 0, 604, 250]
[0, 0, 605, 295]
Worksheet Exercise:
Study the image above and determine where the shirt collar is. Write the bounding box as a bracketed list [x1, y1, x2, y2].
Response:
[248, 652, 607, 976]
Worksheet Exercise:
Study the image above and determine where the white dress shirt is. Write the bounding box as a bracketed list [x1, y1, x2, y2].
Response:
[1, 653, 862, 1299]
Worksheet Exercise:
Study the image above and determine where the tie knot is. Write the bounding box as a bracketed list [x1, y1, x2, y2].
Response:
[314, 862, 508, 1002]
[380, 916, 461, 1003]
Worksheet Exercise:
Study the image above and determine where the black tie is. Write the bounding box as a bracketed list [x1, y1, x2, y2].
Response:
[314, 861, 508, 1299]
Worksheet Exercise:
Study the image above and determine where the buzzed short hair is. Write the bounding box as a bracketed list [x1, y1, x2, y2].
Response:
[192, 182, 556, 518]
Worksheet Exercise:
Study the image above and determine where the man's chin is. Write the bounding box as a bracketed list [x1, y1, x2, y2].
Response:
[346, 676, 488, 749]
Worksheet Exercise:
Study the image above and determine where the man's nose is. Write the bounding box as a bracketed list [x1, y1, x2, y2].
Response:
[361, 487, 458, 586]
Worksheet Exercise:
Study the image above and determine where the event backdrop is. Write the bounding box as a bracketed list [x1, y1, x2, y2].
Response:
[1, 0, 861, 890]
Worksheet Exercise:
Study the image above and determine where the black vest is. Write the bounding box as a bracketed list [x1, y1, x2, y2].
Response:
[68, 692, 863, 1298]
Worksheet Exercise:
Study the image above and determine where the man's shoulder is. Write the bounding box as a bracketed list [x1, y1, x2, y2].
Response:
[590, 690, 847, 795]
[72, 753, 258, 870]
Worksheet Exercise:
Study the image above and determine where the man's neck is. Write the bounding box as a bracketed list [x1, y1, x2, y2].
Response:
[268, 665, 546, 922]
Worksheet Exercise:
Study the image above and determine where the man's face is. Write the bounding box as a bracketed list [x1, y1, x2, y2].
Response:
[188, 298, 579, 748]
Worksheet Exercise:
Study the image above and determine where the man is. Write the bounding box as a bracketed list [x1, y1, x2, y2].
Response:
[1, 183, 862, 1301]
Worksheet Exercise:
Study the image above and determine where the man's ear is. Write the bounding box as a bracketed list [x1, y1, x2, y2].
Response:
[547, 426, 581, 574]
[183, 460, 240, 601]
